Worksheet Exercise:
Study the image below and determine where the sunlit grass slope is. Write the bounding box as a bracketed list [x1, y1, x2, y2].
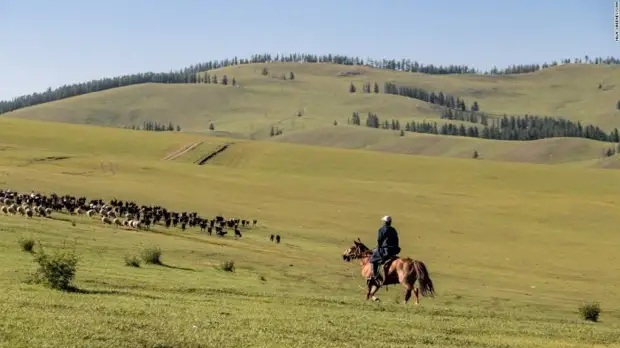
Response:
[268, 125, 615, 164]
[1, 119, 617, 347]
[8, 62, 620, 137]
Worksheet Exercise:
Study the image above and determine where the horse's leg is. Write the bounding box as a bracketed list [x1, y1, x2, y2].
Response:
[413, 287, 420, 305]
[365, 282, 372, 300]
[404, 288, 412, 305]
[369, 283, 381, 302]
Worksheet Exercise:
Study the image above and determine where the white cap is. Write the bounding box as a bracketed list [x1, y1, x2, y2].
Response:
[381, 215, 392, 223]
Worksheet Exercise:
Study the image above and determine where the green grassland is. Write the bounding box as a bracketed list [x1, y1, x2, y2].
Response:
[5, 62, 620, 165]
[268, 125, 615, 164]
[0, 118, 619, 347]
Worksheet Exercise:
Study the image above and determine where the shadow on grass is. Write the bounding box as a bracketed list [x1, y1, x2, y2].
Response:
[64, 286, 162, 299]
[158, 263, 195, 272]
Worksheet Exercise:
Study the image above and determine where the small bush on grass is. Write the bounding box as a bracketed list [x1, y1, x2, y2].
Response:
[30, 245, 78, 291]
[219, 260, 235, 272]
[140, 247, 162, 265]
[19, 238, 36, 253]
[124, 255, 141, 268]
[579, 302, 601, 322]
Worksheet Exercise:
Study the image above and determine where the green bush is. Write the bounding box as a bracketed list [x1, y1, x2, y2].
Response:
[219, 260, 235, 272]
[140, 247, 162, 265]
[31, 246, 78, 291]
[579, 302, 601, 322]
[124, 255, 141, 268]
[19, 238, 36, 253]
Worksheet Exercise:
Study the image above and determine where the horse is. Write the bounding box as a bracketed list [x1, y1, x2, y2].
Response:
[342, 238, 435, 305]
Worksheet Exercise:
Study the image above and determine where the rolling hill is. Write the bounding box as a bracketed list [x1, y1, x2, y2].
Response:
[3, 61, 620, 165]
[0, 117, 618, 347]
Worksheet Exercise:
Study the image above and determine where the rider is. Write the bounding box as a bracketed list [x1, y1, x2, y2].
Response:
[369, 215, 401, 285]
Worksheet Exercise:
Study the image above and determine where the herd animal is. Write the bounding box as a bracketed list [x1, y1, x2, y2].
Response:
[269, 234, 281, 244]
[0, 189, 264, 239]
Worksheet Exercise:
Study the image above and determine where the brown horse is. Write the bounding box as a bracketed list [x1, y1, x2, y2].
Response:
[342, 238, 435, 304]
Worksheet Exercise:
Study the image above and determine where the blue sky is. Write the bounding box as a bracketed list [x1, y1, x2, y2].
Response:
[0, 0, 617, 100]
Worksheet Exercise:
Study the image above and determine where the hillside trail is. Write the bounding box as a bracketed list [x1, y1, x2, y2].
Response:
[162, 141, 203, 161]
[194, 143, 234, 165]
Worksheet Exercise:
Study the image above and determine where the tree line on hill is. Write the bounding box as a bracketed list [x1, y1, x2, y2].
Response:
[261, 67, 296, 81]
[347, 112, 620, 143]
[383, 82, 481, 112]
[123, 120, 181, 132]
[201, 74, 236, 86]
[269, 126, 283, 137]
[381, 82, 620, 137]
[2, 52, 619, 116]
[348, 82, 380, 94]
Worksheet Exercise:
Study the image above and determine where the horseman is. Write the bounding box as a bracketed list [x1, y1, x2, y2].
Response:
[368, 215, 401, 286]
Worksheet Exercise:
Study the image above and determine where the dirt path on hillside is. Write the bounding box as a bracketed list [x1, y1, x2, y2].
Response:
[163, 141, 204, 161]
[194, 143, 234, 165]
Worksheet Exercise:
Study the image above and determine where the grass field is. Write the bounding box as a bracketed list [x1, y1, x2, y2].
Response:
[0, 118, 619, 347]
[4, 62, 620, 165]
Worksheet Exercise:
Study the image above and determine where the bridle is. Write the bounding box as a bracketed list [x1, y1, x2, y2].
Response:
[342, 244, 371, 262]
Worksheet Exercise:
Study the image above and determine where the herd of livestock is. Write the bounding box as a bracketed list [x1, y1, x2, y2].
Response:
[0, 189, 282, 242]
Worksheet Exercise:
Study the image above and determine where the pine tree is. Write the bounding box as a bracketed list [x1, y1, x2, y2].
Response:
[349, 82, 356, 93]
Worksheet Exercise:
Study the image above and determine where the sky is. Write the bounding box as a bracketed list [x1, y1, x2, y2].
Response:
[0, 0, 617, 100]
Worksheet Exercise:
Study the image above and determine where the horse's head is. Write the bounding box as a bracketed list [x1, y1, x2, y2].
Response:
[342, 238, 370, 262]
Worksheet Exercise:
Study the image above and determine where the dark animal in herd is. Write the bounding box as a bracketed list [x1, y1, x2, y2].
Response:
[0, 189, 258, 237]
[269, 234, 281, 244]
[342, 238, 435, 305]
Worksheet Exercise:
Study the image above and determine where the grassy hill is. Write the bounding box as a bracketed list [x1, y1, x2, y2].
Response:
[3, 62, 620, 167]
[268, 125, 615, 164]
[0, 118, 618, 347]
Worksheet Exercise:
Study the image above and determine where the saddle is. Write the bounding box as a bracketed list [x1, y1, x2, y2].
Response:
[371, 255, 399, 287]
[381, 255, 399, 276]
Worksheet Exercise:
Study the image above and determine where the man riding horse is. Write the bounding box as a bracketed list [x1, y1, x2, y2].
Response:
[368, 215, 401, 286]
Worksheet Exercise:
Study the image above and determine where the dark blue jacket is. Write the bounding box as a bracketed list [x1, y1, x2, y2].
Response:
[377, 225, 400, 250]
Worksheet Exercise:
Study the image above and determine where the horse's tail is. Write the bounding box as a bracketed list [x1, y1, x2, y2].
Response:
[412, 260, 435, 297]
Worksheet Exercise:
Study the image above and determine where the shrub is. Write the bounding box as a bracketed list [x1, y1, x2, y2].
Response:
[19, 238, 36, 253]
[140, 247, 162, 265]
[219, 260, 235, 272]
[31, 246, 78, 291]
[579, 302, 601, 322]
[124, 255, 141, 268]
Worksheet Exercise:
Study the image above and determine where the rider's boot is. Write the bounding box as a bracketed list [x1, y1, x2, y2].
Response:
[370, 261, 383, 286]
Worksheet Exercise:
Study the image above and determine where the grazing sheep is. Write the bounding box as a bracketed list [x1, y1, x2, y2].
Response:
[130, 220, 142, 229]
[0, 188, 262, 241]
[270, 234, 274, 242]
[275, 235, 281, 244]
